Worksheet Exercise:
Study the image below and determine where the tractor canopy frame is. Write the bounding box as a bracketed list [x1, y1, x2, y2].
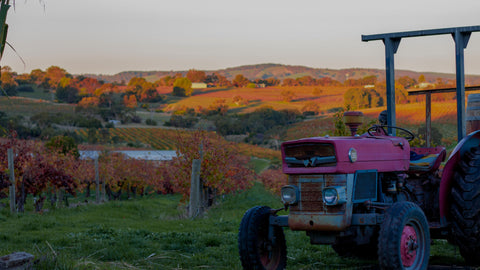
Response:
[362, 25, 480, 141]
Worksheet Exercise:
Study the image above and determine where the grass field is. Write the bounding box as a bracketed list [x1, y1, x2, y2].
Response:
[162, 86, 349, 114]
[0, 183, 467, 270]
[0, 96, 75, 117]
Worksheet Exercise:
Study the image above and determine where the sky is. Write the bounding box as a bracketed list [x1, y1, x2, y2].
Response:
[2, 0, 480, 75]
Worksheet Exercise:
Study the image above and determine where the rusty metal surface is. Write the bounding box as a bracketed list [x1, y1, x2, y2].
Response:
[288, 174, 352, 231]
[289, 214, 349, 231]
[289, 174, 346, 213]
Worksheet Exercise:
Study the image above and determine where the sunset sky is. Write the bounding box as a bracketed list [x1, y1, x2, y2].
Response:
[2, 0, 480, 75]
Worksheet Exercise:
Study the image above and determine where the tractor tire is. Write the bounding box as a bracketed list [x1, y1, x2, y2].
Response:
[378, 202, 430, 270]
[238, 206, 287, 270]
[450, 145, 480, 265]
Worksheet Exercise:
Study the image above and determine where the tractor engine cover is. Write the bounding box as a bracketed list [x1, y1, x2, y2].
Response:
[282, 135, 410, 174]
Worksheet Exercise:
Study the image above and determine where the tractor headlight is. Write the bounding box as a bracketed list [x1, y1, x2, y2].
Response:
[281, 185, 299, 205]
[348, 148, 358, 163]
[323, 186, 347, 206]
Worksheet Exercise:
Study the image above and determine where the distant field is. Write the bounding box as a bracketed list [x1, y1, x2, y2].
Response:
[163, 86, 349, 114]
[285, 100, 460, 149]
[2, 84, 465, 151]
[0, 96, 75, 117]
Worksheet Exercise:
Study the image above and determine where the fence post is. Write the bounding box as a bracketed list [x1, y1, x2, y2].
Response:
[95, 157, 100, 203]
[7, 148, 15, 213]
[189, 159, 201, 218]
[189, 144, 204, 218]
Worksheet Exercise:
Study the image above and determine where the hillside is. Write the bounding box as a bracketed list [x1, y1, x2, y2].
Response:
[83, 63, 480, 85]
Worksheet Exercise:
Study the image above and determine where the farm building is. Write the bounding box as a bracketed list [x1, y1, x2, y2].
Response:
[192, 82, 207, 89]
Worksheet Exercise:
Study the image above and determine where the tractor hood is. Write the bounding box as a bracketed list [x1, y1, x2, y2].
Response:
[281, 135, 410, 174]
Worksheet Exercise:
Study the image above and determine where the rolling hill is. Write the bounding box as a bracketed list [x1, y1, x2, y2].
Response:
[83, 63, 480, 85]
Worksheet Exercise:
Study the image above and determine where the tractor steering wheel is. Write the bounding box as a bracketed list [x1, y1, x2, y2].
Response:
[367, 125, 415, 141]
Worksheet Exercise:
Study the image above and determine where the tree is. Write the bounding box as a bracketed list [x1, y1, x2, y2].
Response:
[127, 77, 160, 102]
[397, 76, 417, 89]
[166, 130, 255, 202]
[155, 75, 175, 87]
[29, 69, 46, 85]
[77, 97, 100, 116]
[0, 68, 18, 96]
[418, 74, 426, 83]
[186, 69, 206, 83]
[215, 73, 232, 87]
[45, 135, 80, 158]
[56, 85, 80, 103]
[362, 75, 377, 85]
[281, 90, 295, 102]
[123, 95, 138, 109]
[44, 66, 69, 89]
[297, 75, 315, 86]
[208, 98, 229, 115]
[301, 101, 320, 115]
[233, 74, 249, 87]
[173, 77, 193, 97]
[282, 78, 298, 86]
[344, 88, 383, 109]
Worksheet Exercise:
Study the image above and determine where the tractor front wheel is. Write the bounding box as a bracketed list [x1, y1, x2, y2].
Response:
[378, 202, 430, 269]
[450, 145, 480, 265]
[238, 206, 287, 270]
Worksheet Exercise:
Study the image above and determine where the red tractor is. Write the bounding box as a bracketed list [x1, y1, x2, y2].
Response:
[238, 109, 480, 269]
[238, 26, 480, 269]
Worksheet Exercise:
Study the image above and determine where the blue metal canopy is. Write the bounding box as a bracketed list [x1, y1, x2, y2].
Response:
[362, 26, 480, 140]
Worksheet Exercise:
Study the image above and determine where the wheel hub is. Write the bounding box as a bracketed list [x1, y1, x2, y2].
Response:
[401, 225, 418, 267]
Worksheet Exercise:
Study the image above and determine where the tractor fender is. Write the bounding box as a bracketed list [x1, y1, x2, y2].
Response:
[439, 130, 480, 226]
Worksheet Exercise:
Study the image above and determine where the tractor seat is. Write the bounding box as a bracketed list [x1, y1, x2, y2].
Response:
[409, 147, 446, 173]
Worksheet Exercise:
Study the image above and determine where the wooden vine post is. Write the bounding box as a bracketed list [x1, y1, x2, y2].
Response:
[95, 157, 100, 203]
[189, 144, 204, 218]
[7, 148, 15, 213]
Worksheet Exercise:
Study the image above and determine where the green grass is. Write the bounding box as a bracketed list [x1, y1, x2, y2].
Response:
[16, 85, 54, 101]
[0, 183, 468, 269]
[0, 96, 75, 118]
[249, 157, 271, 173]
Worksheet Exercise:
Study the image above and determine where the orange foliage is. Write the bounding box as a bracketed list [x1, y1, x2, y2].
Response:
[123, 95, 138, 108]
[78, 96, 100, 108]
[259, 168, 287, 194]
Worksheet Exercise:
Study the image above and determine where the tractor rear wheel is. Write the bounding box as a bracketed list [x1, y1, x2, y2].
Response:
[378, 202, 430, 269]
[238, 206, 287, 270]
[450, 145, 480, 265]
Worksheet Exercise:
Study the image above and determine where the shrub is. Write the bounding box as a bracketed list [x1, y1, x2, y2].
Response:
[146, 118, 157, 126]
[131, 115, 142, 123]
[16, 85, 35, 92]
[172, 78, 193, 97]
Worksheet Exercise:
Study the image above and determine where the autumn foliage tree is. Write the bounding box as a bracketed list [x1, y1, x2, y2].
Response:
[233, 74, 250, 87]
[186, 69, 206, 83]
[0, 137, 78, 212]
[165, 130, 255, 203]
[173, 77, 193, 97]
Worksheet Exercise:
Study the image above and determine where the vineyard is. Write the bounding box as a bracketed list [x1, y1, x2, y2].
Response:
[0, 129, 287, 214]
[75, 127, 282, 161]
[76, 127, 178, 150]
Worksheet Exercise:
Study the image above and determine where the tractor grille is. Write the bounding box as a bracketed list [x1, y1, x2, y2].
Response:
[284, 143, 336, 168]
[289, 174, 346, 214]
[353, 170, 378, 202]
